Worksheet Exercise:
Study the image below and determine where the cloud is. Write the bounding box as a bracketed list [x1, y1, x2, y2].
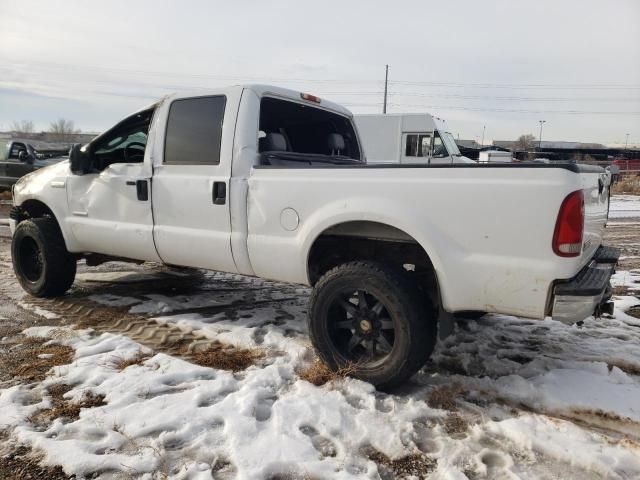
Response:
[0, 0, 638, 142]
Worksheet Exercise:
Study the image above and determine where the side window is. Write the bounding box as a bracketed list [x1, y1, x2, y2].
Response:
[405, 134, 419, 156]
[9, 143, 26, 160]
[420, 135, 431, 156]
[90, 108, 154, 170]
[164, 96, 226, 165]
[404, 134, 431, 157]
[432, 133, 448, 157]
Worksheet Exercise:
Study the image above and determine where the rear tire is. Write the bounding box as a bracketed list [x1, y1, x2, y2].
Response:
[12, 218, 76, 297]
[308, 261, 437, 390]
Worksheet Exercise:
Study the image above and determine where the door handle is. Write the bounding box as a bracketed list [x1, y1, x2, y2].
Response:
[213, 181, 226, 205]
[127, 179, 148, 201]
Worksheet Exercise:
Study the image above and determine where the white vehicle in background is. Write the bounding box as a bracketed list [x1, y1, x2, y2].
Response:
[10, 85, 617, 389]
[478, 149, 514, 163]
[354, 113, 475, 164]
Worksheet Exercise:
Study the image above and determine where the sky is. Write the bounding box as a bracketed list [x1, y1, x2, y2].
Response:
[0, 0, 639, 145]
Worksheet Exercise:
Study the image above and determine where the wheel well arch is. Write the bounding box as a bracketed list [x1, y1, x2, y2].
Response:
[15, 200, 70, 248]
[306, 220, 441, 310]
[19, 199, 56, 220]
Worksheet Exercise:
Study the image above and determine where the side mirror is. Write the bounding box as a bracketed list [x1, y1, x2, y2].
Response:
[69, 144, 90, 175]
[18, 151, 34, 164]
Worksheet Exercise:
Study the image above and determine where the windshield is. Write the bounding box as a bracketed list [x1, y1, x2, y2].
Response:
[441, 132, 461, 156]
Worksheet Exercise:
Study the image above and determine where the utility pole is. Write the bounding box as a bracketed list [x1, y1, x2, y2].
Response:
[481, 125, 486, 147]
[625, 134, 630, 172]
[538, 120, 546, 150]
[383, 64, 389, 114]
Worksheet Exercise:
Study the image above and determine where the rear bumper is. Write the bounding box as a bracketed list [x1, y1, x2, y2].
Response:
[551, 246, 619, 324]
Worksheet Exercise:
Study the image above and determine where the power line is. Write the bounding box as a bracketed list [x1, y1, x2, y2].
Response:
[386, 92, 640, 102]
[9, 60, 640, 90]
[343, 101, 640, 115]
[8, 60, 382, 86]
[389, 80, 640, 90]
[386, 103, 640, 115]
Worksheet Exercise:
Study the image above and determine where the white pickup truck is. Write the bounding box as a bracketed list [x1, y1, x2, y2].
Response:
[9, 85, 617, 388]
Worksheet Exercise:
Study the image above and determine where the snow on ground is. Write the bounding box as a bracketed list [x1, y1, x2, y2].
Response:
[0, 196, 639, 479]
[609, 195, 640, 219]
[2, 266, 639, 479]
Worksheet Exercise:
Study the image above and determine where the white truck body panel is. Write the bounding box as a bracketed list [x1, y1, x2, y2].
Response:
[247, 165, 607, 319]
[11, 84, 612, 324]
[479, 150, 514, 163]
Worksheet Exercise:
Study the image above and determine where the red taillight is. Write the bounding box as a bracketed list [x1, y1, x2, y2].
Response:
[552, 190, 584, 257]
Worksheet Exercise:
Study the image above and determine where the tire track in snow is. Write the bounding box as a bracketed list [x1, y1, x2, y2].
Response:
[14, 294, 290, 363]
[0, 268, 291, 365]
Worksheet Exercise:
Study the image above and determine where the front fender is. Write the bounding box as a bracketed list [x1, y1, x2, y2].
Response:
[12, 160, 78, 250]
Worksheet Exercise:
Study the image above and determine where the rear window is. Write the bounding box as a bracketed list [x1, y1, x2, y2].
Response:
[164, 96, 226, 165]
[258, 97, 361, 160]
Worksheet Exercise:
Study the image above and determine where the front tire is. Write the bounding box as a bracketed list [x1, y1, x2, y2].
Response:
[308, 261, 437, 390]
[12, 218, 76, 297]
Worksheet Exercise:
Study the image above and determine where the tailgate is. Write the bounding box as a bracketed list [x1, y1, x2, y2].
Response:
[578, 165, 611, 266]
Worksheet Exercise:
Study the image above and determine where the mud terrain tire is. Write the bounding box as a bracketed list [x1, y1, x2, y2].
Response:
[12, 218, 76, 297]
[308, 261, 437, 390]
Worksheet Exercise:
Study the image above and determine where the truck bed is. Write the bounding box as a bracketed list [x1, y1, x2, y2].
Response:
[246, 161, 609, 320]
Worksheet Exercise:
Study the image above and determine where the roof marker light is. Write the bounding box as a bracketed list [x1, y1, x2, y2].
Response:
[301, 93, 321, 104]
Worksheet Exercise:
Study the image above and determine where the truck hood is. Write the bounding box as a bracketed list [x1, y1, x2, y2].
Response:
[33, 156, 68, 168]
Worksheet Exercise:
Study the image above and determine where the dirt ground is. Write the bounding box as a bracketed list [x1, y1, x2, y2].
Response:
[605, 217, 640, 270]
[0, 201, 638, 479]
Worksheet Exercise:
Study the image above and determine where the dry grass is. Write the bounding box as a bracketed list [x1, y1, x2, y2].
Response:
[0, 190, 11, 200]
[8, 337, 74, 382]
[443, 413, 469, 434]
[627, 306, 640, 320]
[365, 448, 435, 478]
[186, 343, 264, 372]
[427, 383, 466, 411]
[607, 360, 640, 376]
[612, 175, 640, 195]
[298, 359, 357, 386]
[110, 350, 152, 370]
[0, 443, 68, 480]
[29, 384, 105, 425]
[612, 285, 629, 296]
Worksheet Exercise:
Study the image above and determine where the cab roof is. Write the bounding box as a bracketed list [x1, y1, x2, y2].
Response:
[164, 84, 353, 117]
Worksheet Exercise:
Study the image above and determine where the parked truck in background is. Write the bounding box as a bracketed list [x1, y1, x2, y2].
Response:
[1, 140, 68, 191]
[354, 113, 475, 164]
[9, 85, 617, 388]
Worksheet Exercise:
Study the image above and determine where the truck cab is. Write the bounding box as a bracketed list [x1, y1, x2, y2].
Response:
[354, 113, 475, 165]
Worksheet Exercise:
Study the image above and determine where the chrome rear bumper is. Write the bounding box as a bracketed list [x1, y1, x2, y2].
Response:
[551, 246, 619, 324]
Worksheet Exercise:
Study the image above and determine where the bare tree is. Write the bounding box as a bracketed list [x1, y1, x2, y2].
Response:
[48, 118, 81, 142]
[514, 134, 536, 151]
[10, 120, 35, 138]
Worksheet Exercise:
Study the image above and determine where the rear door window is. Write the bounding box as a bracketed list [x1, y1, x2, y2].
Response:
[164, 96, 226, 165]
